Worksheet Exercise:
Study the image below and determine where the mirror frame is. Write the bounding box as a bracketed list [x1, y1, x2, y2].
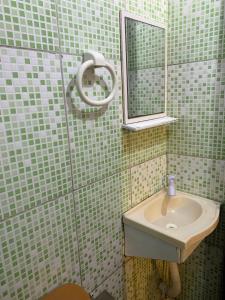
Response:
[120, 11, 167, 124]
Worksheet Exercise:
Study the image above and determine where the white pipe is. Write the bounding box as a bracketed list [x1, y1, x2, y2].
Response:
[167, 262, 181, 298]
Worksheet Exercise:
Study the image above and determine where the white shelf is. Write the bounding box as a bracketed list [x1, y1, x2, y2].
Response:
[122, 116, 177, 131]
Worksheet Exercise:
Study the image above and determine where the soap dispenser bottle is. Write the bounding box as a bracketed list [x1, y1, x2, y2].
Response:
[168, 175, 176, 196]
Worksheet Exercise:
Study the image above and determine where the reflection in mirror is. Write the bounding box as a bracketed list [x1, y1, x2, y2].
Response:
[125, 18, 165, 118]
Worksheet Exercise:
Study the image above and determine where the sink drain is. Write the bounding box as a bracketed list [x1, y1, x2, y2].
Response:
[166, 223, 178, 229]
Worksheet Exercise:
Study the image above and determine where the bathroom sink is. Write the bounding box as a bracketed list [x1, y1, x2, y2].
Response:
[123, 190, 220, 262]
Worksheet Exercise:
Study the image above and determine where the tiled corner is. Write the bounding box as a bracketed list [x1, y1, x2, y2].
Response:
[168, 154, 225, 202]
[62, 54, 129, 189]
[178, 241, 224, 300]
[126, 0, 168, 25]
[168, 0, 225, 64]
[0, 193, 80, 300]
[92, 267, 124, 300]
[74, 170, 131, 292]
[56, 0, 123, 59]
[0, 0, 59, 51]
[129, 127, 167, 167]
[205, 203, 225, 249]
[131, 155, 167, 206]
[167, 59, 225, 160]
[0, 47, 72, 220]
[124, 257, 169, 300]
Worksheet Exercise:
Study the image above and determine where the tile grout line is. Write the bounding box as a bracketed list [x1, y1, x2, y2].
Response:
[166, 152, 225, 162]
[0, 44, 59, 54]
[0, 44, 119, 60]
[1, 121, 222, 220]
[90, 256, 132, 296]
[1, 146, 171, 224]
[58, 58, 85, 284]
[54, 0, 85, 287]
[0, 153, 168, 224]
[0, 153, 218, 223]
[167, 57, 225, 68]
[1, 45, 224, 65]
[0, 189, 74, 223]
[90, 265, 122, 296]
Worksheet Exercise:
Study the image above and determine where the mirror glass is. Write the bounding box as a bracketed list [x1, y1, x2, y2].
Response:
[125, 17, 166, 119]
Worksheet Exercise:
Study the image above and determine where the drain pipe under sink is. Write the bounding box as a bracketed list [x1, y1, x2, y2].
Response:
[167, 262, 181, 298]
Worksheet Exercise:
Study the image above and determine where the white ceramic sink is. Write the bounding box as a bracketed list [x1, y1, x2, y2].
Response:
[123, 190, 220, 262]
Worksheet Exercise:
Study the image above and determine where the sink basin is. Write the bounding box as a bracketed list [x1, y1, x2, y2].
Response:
[123, 190, 220, 262]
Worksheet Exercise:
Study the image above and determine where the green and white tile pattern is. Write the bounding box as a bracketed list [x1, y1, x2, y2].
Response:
[126, 0, 168, 25]
[0, 193, 80, 300]
[131, 155, 167, 206]
[178, 241, 224, 300]
[0, 48, 71, 221]
[0, 0, 170, 299]
[74, 170, 131, 291]
[92, 267, 124, 300]
[168, 1, 225, 299]
[1, 0, 224, 299]
[129, 126, 167, 166]
[168, 0, 225, 64]
[167, 59, 225, 160]
[0, 0, 169, 298]
[168, 154, 225, 202]
[0, 0, 59, 51]
[62, 54, 130, 189]
[57, 0, 123, 59]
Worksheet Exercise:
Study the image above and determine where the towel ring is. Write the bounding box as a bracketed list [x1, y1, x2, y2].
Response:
[76, 51, 117, 106]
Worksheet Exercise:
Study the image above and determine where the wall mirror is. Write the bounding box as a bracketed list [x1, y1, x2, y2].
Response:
[120, 11, 167, 125]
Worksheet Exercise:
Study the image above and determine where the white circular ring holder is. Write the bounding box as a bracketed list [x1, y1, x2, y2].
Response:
[76, 51, 117, 106]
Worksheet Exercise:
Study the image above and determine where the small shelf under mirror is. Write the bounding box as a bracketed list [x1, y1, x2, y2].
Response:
[122, 116, 177, 131]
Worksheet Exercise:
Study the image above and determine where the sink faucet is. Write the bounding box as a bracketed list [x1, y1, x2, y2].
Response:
[168, 175, 176, 196]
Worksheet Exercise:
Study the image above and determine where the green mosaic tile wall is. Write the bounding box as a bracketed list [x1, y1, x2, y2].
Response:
[178, 240, 224, 299]
[0, 48, 72, 221]
[62, 55, 130, 189]
[167, 0, 225, 202]
[127, 0, 168, 24]
[0, 193, 81, 300]
[2, 0, 223, 299]
[74, 170, 131, 291]
[168, 0, 225, 299]
[131, 155, 167, 206]
[0, 0, 59, 51]
[168, 154, 225, 202]
[167, 59, 225, 161]
[57, 0, 124, 60]
[0, 0, 168, 299]
[168, 0, 225, 65]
